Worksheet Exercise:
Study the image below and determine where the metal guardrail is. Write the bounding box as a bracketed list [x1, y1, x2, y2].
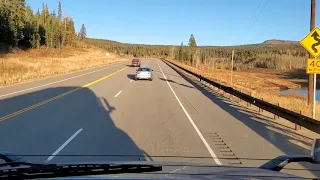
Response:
[162, 59, 320, 134]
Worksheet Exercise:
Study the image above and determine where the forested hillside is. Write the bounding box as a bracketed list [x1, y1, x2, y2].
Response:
[85, 38, 171, 58]
[0, 0, 86, 50]
[85, 36, 308, 71]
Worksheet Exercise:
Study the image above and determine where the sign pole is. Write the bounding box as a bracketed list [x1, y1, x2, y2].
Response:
[313, 73, 317, 119]
[309, 0, 316, 106]
[231, 49, 234, 86]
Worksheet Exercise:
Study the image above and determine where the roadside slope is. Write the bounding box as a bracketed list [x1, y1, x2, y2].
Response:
[0, 47, 128, 87]
[167, 59, 320, 120]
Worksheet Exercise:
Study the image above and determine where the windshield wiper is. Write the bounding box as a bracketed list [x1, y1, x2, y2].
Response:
[0, 153, 162, 180]
[1, 163, 162, 179]
[260, 139, 320, 172]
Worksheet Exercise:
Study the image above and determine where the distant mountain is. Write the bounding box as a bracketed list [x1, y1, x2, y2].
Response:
[86, 38, 301, 47]
[262, 39, 299, 45]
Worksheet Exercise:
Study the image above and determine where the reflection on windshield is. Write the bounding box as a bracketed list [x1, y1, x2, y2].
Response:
[138, 68, 151, 71]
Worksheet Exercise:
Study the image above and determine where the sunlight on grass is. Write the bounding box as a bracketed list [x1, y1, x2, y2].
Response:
[0, 47, 128, 86]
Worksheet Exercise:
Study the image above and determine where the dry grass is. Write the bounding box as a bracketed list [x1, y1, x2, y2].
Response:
[169, 60, 320, 120]
[0, 47, 129, 86]
[185, 52, 307, 71]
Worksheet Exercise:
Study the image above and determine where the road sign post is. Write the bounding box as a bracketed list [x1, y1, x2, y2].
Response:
[306, 58, 320, 119]
[301, 27, 320, 119]
[309, 0, 316, 107]
[314, 74, 317, 119]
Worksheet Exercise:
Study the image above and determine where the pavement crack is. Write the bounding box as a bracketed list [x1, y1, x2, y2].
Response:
[170, 84, 199, 114]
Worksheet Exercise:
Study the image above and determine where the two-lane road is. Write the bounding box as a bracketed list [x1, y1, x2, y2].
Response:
[0, 59, 319, 178]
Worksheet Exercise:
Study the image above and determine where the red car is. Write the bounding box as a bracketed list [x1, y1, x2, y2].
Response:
[131, 59, 141, 67]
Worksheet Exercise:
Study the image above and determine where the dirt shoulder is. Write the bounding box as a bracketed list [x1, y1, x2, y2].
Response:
[0, 47, 129, 87]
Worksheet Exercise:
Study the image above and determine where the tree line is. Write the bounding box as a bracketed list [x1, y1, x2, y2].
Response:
[86, 35, 308, 70]
[0, 0, 87, 49]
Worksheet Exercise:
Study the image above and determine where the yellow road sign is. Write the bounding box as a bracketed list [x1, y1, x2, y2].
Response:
[307, 58, 320, 74]
[300, 27, 320, 58]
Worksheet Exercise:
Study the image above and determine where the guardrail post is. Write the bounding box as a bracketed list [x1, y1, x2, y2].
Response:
[274, 103, 280, 120]
[261, 98, 264, 112]
[246, 92, 251, 107]
[294, 111, 302, 130]
[295, 124, 301, 130]
[277, 103, 280, 119]
[274, 103, 277, 120]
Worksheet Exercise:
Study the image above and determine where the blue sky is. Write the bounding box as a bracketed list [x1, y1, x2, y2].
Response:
[26, 0, 319, 46]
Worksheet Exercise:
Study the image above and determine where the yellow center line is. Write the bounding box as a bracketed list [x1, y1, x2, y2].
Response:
[0, 67, 128, 122]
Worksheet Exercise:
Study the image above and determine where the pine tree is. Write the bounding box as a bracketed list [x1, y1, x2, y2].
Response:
[57, 2, 62, 22]
[4, 0, 27, 45]
[188, 34, 197, 50]
[175, 42, 184, 61]
[52, 12, 60, 48]
[0, 9, 10, 45]
[61, 16, 76, 46]
[57, 2, 62, 49]
[79, 24, 87, 40]
[188, 34, 197, 65]
[0, 1, 81, 49]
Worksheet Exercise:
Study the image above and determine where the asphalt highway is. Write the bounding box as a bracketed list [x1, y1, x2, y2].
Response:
[0, 59, 319, 178]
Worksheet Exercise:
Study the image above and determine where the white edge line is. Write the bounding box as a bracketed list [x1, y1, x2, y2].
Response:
[156, 60, 222, 165]
[130, 80, 133, 83]
[114, 91, 122, 97]
[46, 128, 83, 162]
[0, 62, 127, 98]
[144, 155, 152, 161]
[171, 168, 181, 173]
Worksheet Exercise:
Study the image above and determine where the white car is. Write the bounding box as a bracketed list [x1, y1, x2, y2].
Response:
[135, 67, 153, 81]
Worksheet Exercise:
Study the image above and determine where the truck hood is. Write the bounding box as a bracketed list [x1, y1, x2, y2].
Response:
[50, 161, 301, 180]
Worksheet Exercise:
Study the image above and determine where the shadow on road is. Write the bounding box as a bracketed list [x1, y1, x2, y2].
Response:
[162, 61, 320, 178]
[0, 86, 150, 163]
[153, 70, 182, 78]
[127, 74, 136, 80]
[126, 65, 136, 67]
[158, 77, 194, 89]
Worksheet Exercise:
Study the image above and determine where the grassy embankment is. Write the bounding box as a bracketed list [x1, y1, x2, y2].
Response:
[0, 47, 129, 87]
[169, 59, 320, 120]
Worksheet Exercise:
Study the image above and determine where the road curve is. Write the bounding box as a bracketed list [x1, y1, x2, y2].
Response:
[0, 59, 319, 178]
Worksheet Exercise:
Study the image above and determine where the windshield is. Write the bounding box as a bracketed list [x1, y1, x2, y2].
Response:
[1, 0, 320, 179]
[137, 68, 151, 72]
